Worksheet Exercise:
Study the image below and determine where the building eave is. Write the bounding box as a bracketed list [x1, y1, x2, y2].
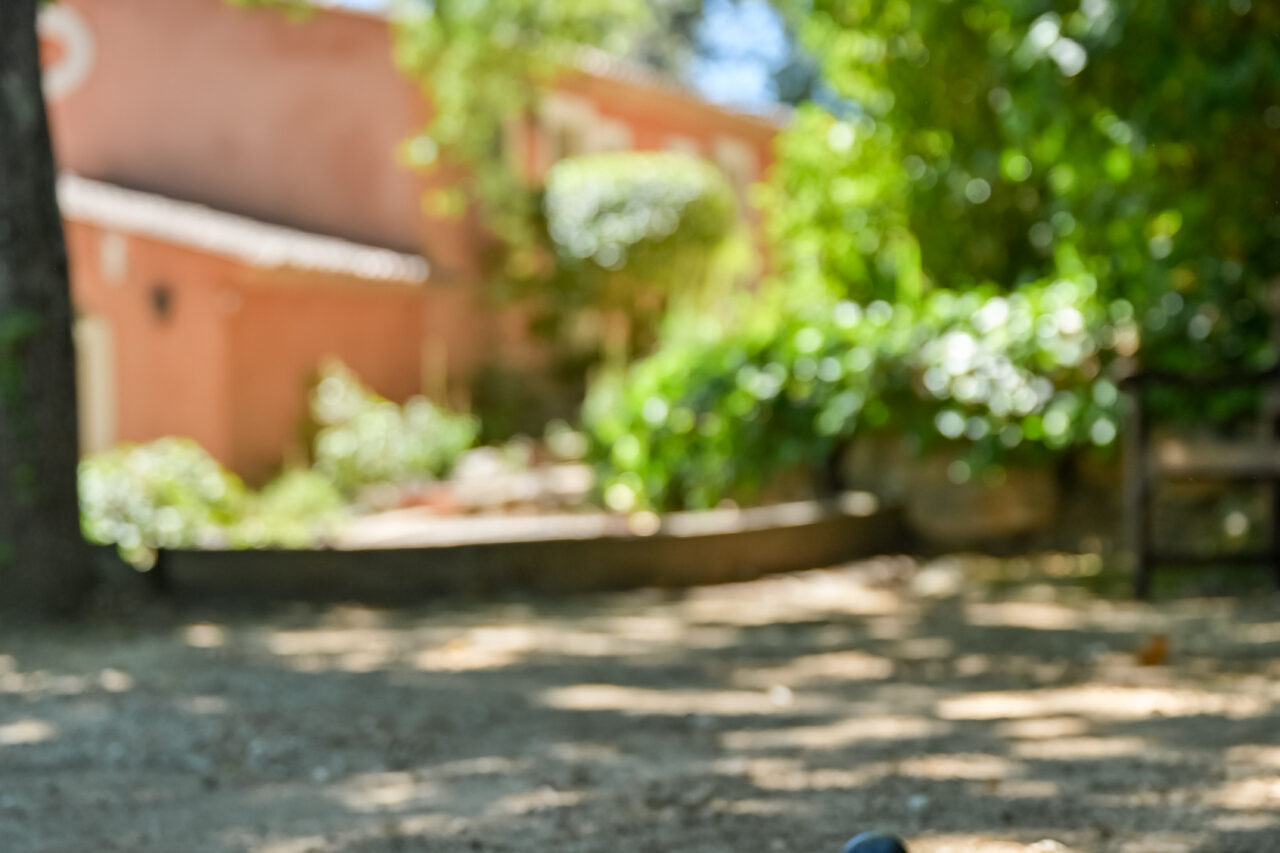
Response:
[58, 174, 431, 285]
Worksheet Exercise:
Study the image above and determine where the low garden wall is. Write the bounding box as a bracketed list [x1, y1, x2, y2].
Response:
[155, 492, 902, 604]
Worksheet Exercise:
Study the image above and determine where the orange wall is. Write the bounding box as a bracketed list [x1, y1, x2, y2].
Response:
[48, 0, 429, 252]
[66, 219, 470, 481]
[559, 71, 777, 175]
[66, 221, 234, 463]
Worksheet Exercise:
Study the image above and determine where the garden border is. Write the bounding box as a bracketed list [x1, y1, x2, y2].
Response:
[155, 493, 902, 603]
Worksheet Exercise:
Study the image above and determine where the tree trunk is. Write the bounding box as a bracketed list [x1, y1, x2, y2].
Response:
[0, 0, 96, 617]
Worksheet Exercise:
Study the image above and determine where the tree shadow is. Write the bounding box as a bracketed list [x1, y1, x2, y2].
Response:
[2, 558, 1278, 852]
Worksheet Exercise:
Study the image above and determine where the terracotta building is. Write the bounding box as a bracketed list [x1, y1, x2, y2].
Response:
[40, 0, 782, 480]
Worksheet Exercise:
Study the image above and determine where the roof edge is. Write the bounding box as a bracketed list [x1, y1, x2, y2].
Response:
[58, 174, 431, 285]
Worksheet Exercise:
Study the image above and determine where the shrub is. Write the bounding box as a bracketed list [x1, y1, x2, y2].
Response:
[536, 151, 741, 363]
[231, 468, 345, 549]
[766, 1, 1280, 396]
[310, 359, 479, 493]
[543, 151, 737, 295]
[585, 278, 1131, 512]
[80, 440, 353, 565]
[81, 362, 480, 564]
[79, 437, 247, 566]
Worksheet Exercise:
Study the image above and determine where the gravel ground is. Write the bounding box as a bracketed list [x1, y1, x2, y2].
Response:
[2, 556, 1279, 853]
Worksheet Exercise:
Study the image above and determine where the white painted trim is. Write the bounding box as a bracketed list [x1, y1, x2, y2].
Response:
[75, 315, 116, 454]
[60, 175, 431, 284]
[39, 5, 96, 102]
[98, 231, 128, 285]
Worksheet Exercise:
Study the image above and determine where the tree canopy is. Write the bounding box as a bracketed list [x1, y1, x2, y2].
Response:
[767, 0, 1280, 372]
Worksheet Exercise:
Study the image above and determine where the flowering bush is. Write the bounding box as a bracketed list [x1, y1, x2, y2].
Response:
[80, 360, 479, 564]
[79, 438, 247, 566]
[310, 359, 479, 493]
[586, 278, 1133, 511]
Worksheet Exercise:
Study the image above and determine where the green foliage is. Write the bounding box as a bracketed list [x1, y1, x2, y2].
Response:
[233, 468, 344, 549]
[79, 438, 247, 566]
[588, 0, 1280, 510]
[223, 0, 313, 21]
[310, 359, 479, 493]
[544, 152, 737, 304]
[766, 0, 1280, 375]
[391, 4, 744, 392]
[536, 151, 740, 360]
[79, 362, 477, 564]
[391, 0, 650, 260]
[79, 441, 348, 565]
[586, 279, 1130, 511]
[470, 363, 585, 442]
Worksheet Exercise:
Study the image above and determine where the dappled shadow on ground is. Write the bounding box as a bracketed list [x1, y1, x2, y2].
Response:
[2, 556, 1279, 853]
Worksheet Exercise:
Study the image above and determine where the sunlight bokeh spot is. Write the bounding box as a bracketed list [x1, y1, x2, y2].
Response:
[0, 718, 57, 746]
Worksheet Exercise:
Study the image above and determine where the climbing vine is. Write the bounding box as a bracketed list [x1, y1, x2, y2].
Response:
[389, 0, 650, 273]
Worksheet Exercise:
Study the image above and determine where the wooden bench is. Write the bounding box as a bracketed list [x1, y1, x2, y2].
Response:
[1122, 365, 1280, 598]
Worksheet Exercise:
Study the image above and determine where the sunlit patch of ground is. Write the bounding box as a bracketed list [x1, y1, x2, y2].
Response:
[1, 554, 1278, 852]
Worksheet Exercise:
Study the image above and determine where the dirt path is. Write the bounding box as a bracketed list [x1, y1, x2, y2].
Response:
[2, 557, 1278, 852]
